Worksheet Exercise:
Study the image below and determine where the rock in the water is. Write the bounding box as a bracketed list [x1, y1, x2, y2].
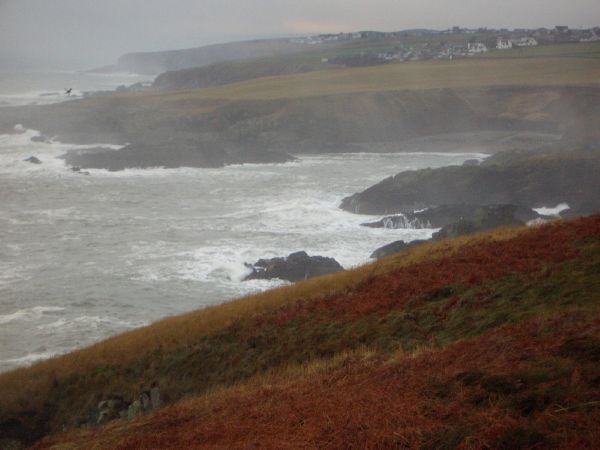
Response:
[31, 135, 51, 143]
[24, 156, 42, 164]
[70, 166, 91, 175]
[369, 204, 537, 258]
[370, 240, 428, 259]
[462, 159, 480, 166]
[61, 142, 295, 172]
[244, 251, 343, 282]
[362, 214, 431, 229]
[340, 149, 600, 216]
[362, 204, 540, 229]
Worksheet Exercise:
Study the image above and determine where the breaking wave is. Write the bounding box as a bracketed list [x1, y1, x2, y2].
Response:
[0, 306, 65, 325]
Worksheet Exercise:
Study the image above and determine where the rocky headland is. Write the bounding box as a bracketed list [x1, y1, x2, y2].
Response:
[0, 84, 595, 171]
[341, 147, 600, 217]
[92, 38, 315, 75]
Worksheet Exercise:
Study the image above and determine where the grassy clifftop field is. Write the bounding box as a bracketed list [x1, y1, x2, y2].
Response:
[2, 214, 600, 448]
[145, 54, 600, 103]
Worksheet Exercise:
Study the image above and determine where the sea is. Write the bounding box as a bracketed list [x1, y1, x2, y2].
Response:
[0, 69, 488, 372]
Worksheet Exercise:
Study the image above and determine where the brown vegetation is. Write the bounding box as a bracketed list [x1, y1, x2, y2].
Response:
[2, 215, 600, 448]
[36, 310, 600, 449]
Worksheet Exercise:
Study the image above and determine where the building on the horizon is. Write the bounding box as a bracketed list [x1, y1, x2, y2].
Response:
[512, 37, 538, 47]
[580, 30, 600, 42]
[496, 38, 513, 50]
[468, 42, 488, 54]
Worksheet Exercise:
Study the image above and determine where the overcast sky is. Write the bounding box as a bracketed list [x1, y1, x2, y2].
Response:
[1, 0, 599, 69]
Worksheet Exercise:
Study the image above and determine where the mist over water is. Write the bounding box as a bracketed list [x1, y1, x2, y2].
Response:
[0, 115, 486, 371]
[0, 70, 151, 106]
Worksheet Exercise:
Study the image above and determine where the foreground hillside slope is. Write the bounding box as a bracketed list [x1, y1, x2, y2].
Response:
[2, 214, 600, 448]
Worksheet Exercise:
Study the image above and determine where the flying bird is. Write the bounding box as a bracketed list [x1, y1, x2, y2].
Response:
[65, 88, 73, 95]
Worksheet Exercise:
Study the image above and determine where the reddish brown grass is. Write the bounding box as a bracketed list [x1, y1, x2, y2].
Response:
[5, 215, 600, 448]
[263, 217, 600, 325]
[36, 310, 600, 449]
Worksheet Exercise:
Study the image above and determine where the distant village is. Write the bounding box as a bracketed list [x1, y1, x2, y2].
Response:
[289, 26, 600, 64]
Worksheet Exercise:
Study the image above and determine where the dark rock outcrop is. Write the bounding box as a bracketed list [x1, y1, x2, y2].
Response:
[97, 397, 127, 425]
[341, 148, 600, 216]
[370, 240, 428, 259]
[362, 214, 432, 229]
[31, 135, 51, 143]
[69, 167, 91, 175]
[369, 205, 545, 259]
[95, 386, 162, 426]
[244, 251, 343, 282]
[362, 204, 541, 229]
[432, 205, 527, 240]
[24, 156, 41, 164]
[62, 144, 294, 171]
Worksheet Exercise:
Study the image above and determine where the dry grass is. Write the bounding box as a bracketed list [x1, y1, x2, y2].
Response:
[131, 56, 600, 105]
[35, 310, 600, 449]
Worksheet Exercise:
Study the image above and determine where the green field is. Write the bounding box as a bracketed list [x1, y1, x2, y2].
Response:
[481, 41, 600, 59]
[139, 53, 600, 106]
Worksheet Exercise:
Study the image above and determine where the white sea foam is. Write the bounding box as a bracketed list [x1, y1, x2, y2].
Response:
[0, 90, 84, 107]
[0, 126, 125, 176]
[37, 315, 147, 331]
[0, 306, 65, 325]
[0, 147, 484, 371]
[534, 203, 570, 217]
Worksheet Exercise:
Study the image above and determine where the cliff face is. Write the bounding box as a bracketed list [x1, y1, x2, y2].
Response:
[0, 85, 597, 170]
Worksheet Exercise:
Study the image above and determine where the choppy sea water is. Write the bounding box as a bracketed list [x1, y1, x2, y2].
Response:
[0, 69, 150, 106]
[0, 67, 489, 371]
[0, 128, 487, 372]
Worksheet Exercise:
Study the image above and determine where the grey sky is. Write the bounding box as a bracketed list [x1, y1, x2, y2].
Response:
[0, 0, 598, 69]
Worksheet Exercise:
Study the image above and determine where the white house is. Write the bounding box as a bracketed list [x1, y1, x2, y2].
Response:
[580, 31, 600, 42]
[513, 37, 538, 47]
[468, 42, 488, 54]
[496, 38, 513, 50]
